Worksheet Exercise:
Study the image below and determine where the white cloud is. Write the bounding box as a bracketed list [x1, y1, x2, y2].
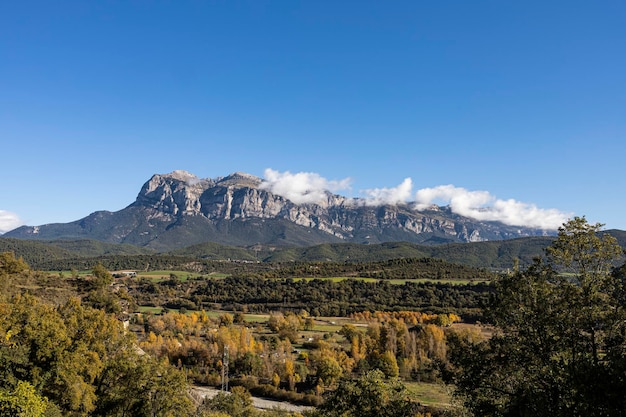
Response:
[0, 210, 23, 234]
[259, 169, 570, 229]
[260, 169, 352, 204]
[361, 178, 413, 206]
[414, 185, 571, 229]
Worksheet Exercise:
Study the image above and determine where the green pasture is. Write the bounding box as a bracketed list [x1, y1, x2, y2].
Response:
[47, 270, 91, 278]
[311, 323, 342, 332]
[142, 308, 271, 324]
[291, 276, 486, 285]
[138, 306, 165, 314]
[405, 381, 454, 408]
[243, 313, 270, 323]
[53, 268, 487, 285]
[204, 272, 230, 279]
[48, 269, 209, 282]
[134, 270, 203, 282]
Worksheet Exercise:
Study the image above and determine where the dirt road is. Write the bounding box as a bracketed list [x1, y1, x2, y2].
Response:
[192, 386, 312, 413]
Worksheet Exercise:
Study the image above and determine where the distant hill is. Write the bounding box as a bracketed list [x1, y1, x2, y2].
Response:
[0, 238, 77, 266]
[258, 238, 556, 269]
[169, 241, 260, 261]
[262, 230, 626, 268]
[6, 170, 556, 251]
[0, 237, 154, 268]
[44, 239, 155, 257]
[3, 228, 625, 272]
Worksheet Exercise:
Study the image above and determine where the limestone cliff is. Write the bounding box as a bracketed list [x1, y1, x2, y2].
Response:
[6, 171, 551, 250]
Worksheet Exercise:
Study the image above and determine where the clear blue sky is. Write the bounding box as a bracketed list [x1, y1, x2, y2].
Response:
[1, 1, 625, 233]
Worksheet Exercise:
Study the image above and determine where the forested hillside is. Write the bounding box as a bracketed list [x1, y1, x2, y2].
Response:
[5, 228, 625, 272]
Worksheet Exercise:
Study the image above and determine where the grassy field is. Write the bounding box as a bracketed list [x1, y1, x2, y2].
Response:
[292, 276, 488, 285]
[137, 306, 165, 314]
[56, 268, 487, 285]
[405, 381, 455, 408]
[133, 270, 204, 282]
[243, 313, 271, 323]
[46, 270, 92, 278]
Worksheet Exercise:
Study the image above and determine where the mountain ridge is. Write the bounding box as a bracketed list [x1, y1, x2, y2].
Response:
[6, 171, 556, 251]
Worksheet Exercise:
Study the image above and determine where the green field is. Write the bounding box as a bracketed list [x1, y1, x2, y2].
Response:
[243, 313, 271, 323]
[46, 270, 91, 278]
[405, 381, 454, 408]
[292, 276, 487, 285]
[133, 270, 204, 282]
[137, 306, 165, 314]
[55, 268, 487, 285]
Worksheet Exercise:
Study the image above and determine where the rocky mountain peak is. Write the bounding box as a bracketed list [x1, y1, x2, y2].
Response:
[166, 170, 200, 183]
[134, 171, 213, 216]
[5, 170, 557, 250]
[216, 172, 262, 188]
[130, 170, 555, 244]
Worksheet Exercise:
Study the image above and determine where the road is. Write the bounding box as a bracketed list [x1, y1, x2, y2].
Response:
[192, 386, 312, 413]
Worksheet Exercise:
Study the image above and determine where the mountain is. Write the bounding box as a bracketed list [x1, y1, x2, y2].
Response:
[6, 170, 555, 251]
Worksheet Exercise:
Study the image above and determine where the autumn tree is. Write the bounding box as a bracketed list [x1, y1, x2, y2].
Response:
[314, 350, 343, 387]
[91, 263, 114, 289]
[0, 381, 52, 417]
[94, 355, 194, 417]
[0, 252, 29, 301]
[449, 217, 626, 416]
[0, 293, 194, 417]
[268, 313, 302, 343]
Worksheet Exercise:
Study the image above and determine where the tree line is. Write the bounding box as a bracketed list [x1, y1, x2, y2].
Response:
[126, 276, 491, 318]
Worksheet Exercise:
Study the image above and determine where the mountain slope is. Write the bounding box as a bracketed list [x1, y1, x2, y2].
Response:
[5, 230, 624, 271]
[6, 171, 556, 251]
[0, 237, 154, 267]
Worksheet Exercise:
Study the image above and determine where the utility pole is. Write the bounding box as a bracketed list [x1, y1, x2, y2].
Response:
[221, 345, 229, 391]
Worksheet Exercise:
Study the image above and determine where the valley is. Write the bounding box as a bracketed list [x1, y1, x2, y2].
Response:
[1, 218, 625, 416]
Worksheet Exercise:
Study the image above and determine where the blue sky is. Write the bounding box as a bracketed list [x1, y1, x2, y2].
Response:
[1, 1, 625, 233]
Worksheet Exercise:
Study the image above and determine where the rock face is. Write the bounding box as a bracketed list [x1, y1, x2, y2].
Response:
[6, 171, 552, 250]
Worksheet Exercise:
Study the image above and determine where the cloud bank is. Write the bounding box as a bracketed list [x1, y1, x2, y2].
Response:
[414, 185, 571, 229]
[261, 169, 571, 230]
[260, 169, 352, 204]
[361, 178, 413, 206]
[0, 210, 23, 234]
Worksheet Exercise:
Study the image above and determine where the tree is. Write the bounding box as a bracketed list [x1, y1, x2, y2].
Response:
[448, 217, 626, 416]
[377, 351, 400, 378]
[0, 381, 50, 417]
[315, 353, 343, 387]
[219, 313, 234, 327]
[0, 252, 28, 276]
[199, 386, 256, 417]
[91, 263, 114, 289]
[268, 313, 302, 343]
[0, 293, 193, 417]
[0, 252, 29, 301]
[94, 355, 194, 417]
[315, 370, 416, 417]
